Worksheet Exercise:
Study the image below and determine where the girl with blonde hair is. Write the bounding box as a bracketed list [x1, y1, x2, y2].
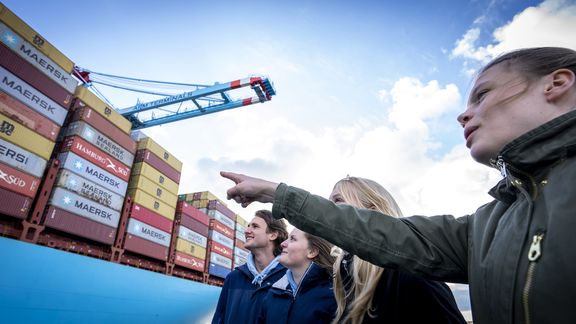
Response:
[330, 176, 464, 323]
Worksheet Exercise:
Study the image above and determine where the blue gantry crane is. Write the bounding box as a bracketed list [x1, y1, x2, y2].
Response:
[73, 68, 276, 130]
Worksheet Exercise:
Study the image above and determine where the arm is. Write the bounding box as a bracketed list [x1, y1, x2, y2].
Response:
[211, 277, 231, 324]
[273, 184, 470, 283]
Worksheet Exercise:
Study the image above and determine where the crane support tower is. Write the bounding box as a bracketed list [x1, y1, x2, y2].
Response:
[73, 68, 276, 130]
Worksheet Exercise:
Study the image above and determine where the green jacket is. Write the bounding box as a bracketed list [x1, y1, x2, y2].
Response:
[272, 110, 576, 324]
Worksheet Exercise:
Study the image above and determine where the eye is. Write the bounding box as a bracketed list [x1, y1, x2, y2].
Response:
[473, 89, 490, 104]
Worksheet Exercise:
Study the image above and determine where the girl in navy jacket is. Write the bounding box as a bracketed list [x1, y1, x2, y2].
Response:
[258, 229, 337, 324]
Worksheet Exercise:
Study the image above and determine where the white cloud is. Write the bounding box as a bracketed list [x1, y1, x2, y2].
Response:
[452, 0, 576, 64]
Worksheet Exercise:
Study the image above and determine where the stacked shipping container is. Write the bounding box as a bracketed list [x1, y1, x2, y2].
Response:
[173, 200, 209, 273]
[0, 4, 75, 219]
[234, 215, 249, 268]
[124, 132, 182, 261]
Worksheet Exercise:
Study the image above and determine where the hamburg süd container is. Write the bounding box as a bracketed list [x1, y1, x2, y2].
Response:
[0, 3, 75, 72]
[207, 240, 233, 259]
[0, 161, 40, 198]
[175, 251, 205, 272]
[0, 113, 55, 160]
[0, 137, 46, 178]
[55, 169, 125, 211]
[0, 185, 32, 219]
[57, 151, 128, 196]
[129, 203, 173, 234]
[44, 206, 117, 245]
[0, 66, 68, 126]
[0, 22, 77, 93]
[0, 91, 60, 141]
[208, 219, 234, 239]
[65, 121, 134, 167]
[61, 136, 130, 182]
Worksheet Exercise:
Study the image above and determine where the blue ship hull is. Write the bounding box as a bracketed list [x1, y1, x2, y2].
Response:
[0, 236, 221, 324]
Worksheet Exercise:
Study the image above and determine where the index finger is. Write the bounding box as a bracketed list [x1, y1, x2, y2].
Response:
[220, 171, 243, 184]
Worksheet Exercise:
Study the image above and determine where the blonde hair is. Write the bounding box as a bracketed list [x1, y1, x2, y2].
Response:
[331, 177, 403, 324]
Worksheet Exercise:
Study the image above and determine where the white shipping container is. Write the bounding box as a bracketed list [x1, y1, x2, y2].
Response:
[178, 225, 208, 248]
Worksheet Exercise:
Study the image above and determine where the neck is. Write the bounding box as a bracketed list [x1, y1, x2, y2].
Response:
[290, 261, 312, 285]
[251, 249, 276, 273]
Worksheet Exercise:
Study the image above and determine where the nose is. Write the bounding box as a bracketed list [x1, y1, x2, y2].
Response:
[457, 108, 472, 127]
[245, 227, 252, 235]
[281, 239, 288, 248]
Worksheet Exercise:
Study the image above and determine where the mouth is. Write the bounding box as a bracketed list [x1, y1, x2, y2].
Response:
[245, 236, 253, 241]
[464, 126, 478, 142]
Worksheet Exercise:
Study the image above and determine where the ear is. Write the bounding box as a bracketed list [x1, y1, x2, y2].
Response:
[544, 69, 576, 102]
[307, 247, 319, 260]
[268, 231, 278, 242]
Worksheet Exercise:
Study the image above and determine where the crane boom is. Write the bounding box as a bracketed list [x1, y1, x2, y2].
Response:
[73, 68, 276, 130]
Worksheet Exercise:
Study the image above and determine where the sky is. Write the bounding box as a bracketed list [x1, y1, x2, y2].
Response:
[4, 0, 576, 316]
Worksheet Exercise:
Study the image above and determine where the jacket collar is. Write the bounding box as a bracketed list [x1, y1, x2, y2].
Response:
[238, 263, 286, 284]
[270, 263, 329, 296]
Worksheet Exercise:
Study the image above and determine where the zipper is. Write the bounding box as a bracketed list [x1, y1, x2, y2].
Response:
[522, 233, 544, 324]
[493, 156, 539, 199]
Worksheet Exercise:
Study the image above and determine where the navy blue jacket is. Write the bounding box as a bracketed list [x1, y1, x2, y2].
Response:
[212, 262, 286, 324]
[258, 263, 336, 324]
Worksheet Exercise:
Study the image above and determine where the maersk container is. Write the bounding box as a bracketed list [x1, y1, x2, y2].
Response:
[0, 3, 75, 72]
[235, 222, 246, 233]
[0, 185, 31, 219]
[178, 213, 209, 237]
[62, 136, 131, 182]
[0, 137, 46, 178]
[124, 233, 168, 261]
[55, 169, 125, 211]
[128, 173, 177, 207]
[72, 86, 132, 134]
[0, 91, 60, 141]
[49, 187, 121, 228]
[126, 217, 171, 248]
[234, 254, 248, 268]
[0, 113, 55, 160]
[134, 136, 182, 173]
[0, 161, 39, 198]
[129, 203, 173, 233]
[133, 150, 181, 184]
[207, 251, 232, 270]
[65, 121, 134, 167]
[208, 230, 233, 249]
[0, 21, 77, 93]
[126, 188, 175, 221]
[57, 151, 128, 196]
[178, 225, 208, 249]
[70, 106, 136, 153]
[44, 206, 117, 245]
[0, 43, 72, 107]
[130, 161, 178, 195]
[0, 66, 68, 126]
[234, 246, 249, 260]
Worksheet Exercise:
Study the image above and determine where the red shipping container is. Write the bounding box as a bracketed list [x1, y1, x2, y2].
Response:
[0, 185, 32, 219]
[0, 91, 60, 141]
[178, 213, 209, 237]
[235, 238, 245, 250]
[0, 43, 72, 108]
[44, 206, 117, 245]
[174, 251, 205, 272]
[70, 106, 136, 154]
[176, 201, 209, 226]
[207, 240, 233, 259]
[209, 219, 234, 239]
[207, 200, 235, 219]
[124, 233, 168, 261]
[129, 203, 173, 233]
[0, 161, 40, 198]
[134, 149, 180, 184]
[61, 136, 130, 182]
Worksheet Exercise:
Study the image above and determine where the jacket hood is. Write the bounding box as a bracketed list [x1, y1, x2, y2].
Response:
[237, 262, 286, 283]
